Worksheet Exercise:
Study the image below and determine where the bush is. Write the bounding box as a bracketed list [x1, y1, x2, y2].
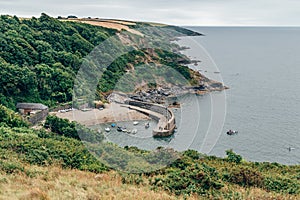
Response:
[264, 177, 300, 194]
[150, 163, 223, 196]
[227, 167, 264, 187]
[0, 161, 24, 174]
[226, 149, 242, 164]
[183, 149, 201, 160]
[44, 115, 104, 142]
[0, 105, 28, 128]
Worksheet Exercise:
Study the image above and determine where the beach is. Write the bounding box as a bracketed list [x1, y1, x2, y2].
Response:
[54, 103, 150, 126]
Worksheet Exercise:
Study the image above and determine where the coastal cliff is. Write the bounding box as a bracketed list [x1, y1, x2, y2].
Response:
[68, 17, 227, 106]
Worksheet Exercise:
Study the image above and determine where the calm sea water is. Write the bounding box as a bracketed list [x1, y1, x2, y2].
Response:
[94, 27, 300, 165]
[180, 27, 300, 165]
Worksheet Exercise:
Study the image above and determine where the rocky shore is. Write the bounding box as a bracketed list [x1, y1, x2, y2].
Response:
[108, 80, 227, 105]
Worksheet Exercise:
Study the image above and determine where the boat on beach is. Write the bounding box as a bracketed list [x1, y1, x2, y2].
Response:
[117, 126, 123, 132]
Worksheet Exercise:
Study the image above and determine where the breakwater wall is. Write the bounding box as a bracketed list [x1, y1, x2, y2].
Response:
[125, 100, 176, 137]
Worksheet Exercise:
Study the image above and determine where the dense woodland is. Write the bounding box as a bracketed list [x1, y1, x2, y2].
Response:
[0, 14, 299, 199]
[0, 13, 117, 109]
[0, 13, 197, 110]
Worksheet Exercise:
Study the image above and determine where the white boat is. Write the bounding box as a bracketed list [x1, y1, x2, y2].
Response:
[104, 127, 110, 132]
[133, 121, 139, 125]
[131, 129, 138, 134]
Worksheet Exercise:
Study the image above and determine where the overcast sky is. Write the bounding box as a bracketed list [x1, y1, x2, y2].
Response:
[1, 0, 300, 26]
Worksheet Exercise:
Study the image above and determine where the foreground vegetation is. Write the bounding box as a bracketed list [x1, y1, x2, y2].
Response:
[0, 105, 299, 199]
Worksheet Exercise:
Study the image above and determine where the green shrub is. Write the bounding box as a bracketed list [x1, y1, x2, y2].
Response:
[183, 149, 202, 160]
[0, 105, 28, 128]
[0, 161, 24, 174]
[44, 115, 104, 142]
[226, 149, 242, 164]
[150, 163, 223, 196]
[264, 177, 300, 194]
[227, 167, 264, 187]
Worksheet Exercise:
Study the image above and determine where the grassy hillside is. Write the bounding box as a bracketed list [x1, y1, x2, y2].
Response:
[0, 105, 298, 199]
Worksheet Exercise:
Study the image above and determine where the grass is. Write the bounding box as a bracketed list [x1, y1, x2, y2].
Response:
[0, 106, 299, 199]
[0, 162, 298, 200]
[0, 165, 180, 200]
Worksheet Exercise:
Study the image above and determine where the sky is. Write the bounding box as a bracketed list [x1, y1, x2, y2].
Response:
[1, 0, 300, 26]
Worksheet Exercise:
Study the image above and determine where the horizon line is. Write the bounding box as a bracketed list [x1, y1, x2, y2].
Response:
[1, 13, 300, 28]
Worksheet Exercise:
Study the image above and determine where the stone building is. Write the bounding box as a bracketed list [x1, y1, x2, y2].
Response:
[16, 103, 49, 125]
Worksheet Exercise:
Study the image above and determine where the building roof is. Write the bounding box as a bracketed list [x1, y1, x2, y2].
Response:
[16, 103, 48, 110]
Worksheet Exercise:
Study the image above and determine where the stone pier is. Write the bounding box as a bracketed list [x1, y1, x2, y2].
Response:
[123, 101, 176, 137]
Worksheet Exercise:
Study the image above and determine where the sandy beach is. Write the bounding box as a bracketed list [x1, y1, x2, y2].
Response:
[54, 103, 150, 126]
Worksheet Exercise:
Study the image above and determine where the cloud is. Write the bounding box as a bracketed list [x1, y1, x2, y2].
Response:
[0, 0, 300, 26]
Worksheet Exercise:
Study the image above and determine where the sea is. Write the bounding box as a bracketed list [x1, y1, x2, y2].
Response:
[94, 27, 300, 165]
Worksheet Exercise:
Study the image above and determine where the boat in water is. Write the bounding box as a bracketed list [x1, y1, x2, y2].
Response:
[117, 126, 123, 132]
[104, 127, 110, 132]
[227, 130, 238, 135]
[145, 122, 150, 129]
[133, 121, 139, 125]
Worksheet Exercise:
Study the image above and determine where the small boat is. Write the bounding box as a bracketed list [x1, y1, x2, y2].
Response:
[111, 123, 116, 127]
[104, 127, 110, 132]
[81, 108, 92, 112]
[287, 147, 295, 152]
[122, 128, 128, 132]
[145, 122, 150, 129]
[227, 130, 238, 135]
[117, 126, 123, 132]
[133, 121, 139, 125]
[131, 129, 137, 134]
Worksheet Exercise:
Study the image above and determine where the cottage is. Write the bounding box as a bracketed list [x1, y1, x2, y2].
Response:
[16, 103, 48, 125]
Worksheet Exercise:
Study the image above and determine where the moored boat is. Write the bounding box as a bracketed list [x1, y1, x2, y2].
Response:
[131, 129, 138, 134]
[117, 126, 123, 132]
[145, 122, 150, 129]
[227, 130, 238, 135]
